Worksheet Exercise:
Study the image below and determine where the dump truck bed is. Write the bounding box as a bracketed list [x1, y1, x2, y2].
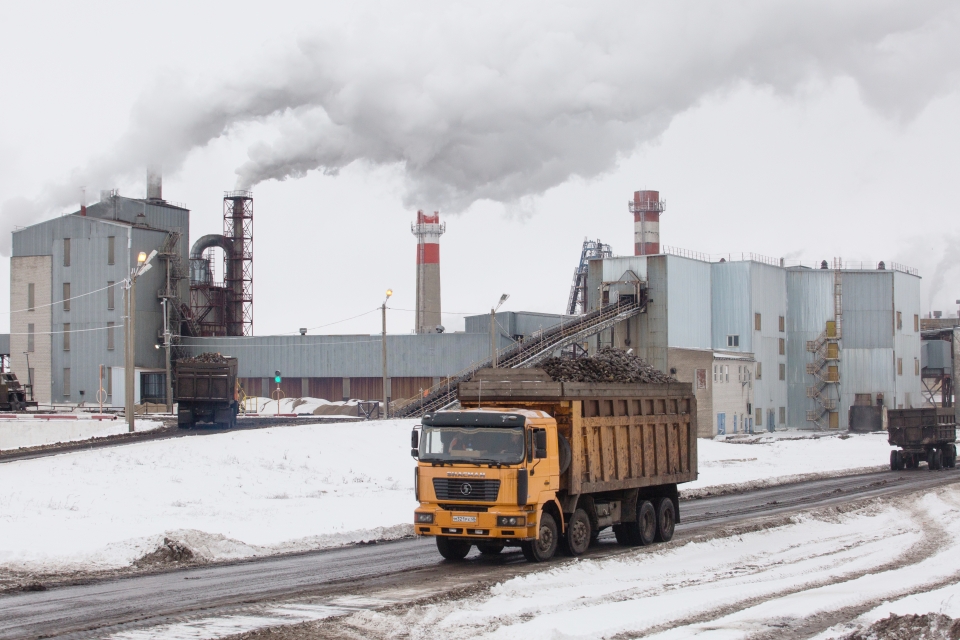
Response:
[888, 407, 956, 450]
[175, 359, 238, 402]
[459, 368, 697, 494]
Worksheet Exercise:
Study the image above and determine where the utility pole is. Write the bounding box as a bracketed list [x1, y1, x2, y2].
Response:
[490, 294, 509, 369]
[125, 250, 155, 433]
[162, 298, 172, 413]
[382, 289, 392, 419]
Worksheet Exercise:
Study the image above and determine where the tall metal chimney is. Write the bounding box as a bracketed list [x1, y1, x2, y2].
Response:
[411, 211, 445, 333]
[629, 190, 665, 255]
[146, 166, 163, 201]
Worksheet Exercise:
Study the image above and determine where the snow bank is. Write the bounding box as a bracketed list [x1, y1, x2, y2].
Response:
[0, 418, 164, 451]
[0, 426, 896, 575]
[0, 419, 418, 573]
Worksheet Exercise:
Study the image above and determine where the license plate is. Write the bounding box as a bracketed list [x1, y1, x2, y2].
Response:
[452, 515, 477, 523]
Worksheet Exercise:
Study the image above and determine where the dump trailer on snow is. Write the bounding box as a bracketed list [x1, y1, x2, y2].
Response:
[411, 368, 697, 562]
[0, 372, 37, 411]
[888, 407, 956, 470]
[175, 355, 239, 428]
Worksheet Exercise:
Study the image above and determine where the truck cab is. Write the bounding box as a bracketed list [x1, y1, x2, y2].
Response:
[412, 408, 565, 561]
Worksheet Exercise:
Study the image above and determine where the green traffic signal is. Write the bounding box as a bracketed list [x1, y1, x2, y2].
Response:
[274, 376, 281, 383]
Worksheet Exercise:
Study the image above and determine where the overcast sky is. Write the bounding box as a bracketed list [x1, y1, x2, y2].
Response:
[1, 1, 959, 336]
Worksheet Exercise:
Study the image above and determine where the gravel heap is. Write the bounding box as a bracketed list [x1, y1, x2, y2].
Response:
[180, 352, 231, 364]
[541, 348, 676, 384]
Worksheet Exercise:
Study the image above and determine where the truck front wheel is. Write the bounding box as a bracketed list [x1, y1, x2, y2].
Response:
[521, 512, 558, 562]
[436, 536, 471, 561]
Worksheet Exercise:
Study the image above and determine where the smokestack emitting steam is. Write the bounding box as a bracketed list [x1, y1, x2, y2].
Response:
[630, 190, 665, 256]
[412, 211, 445, 333]
[146, 167, 162, 201]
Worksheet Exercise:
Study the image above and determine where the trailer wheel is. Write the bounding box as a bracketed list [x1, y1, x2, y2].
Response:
[654, 498, 676, 543]
[476, 542, 504, 555]
[561, 508, 591, 556]
[619, 500, 657, 546]
[890, 450, 899, 471]
[928, 449, 939, 471]
[521, 512, 558, 562]
[436, 536, 471, 561]
[945, 444, 957, 469]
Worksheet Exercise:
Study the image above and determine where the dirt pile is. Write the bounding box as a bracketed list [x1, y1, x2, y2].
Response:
[180, 352, 231, 364]
[541, 348, 675, 384]
[840, 613, 960, 640]
[135, 537, 196, 567]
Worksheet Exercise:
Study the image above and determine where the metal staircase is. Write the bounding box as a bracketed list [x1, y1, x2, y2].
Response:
[393, 298, 646, 418]
[566, 238, 612, 315]
[806, 262, 843, 429]
[156, 230, 201, 359]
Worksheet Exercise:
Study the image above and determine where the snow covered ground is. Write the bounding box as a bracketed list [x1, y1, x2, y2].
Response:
[0, 425, 893, 576]
[0, 417, 164, 451]
[323, 485, 960, 640]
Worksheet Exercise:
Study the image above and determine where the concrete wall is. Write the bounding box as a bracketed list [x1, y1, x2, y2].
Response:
[667, 347, 714, 438]
[10, 256, 52, 403]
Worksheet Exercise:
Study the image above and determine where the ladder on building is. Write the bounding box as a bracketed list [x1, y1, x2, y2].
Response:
[393, 298, 646, 418]
[156, 230, 201, 359]
[566, 238, 613, 316]
[806, 262, 843, 429]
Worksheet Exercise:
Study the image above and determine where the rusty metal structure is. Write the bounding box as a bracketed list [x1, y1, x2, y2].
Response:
[189, 191, 253, 337]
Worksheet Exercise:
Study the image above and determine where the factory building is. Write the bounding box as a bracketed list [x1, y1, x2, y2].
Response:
[585, 247, 922, 434]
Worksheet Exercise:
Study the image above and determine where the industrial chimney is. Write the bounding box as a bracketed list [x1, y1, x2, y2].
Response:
[411, 211, 445, 333]
[146, 166, 163, 201]
[629, 190, 665, 255]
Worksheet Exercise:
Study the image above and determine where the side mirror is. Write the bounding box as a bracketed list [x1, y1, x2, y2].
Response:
[411, 429, 419, 449]
[410, 448, 419, 459]
[534, 429, 547, 459]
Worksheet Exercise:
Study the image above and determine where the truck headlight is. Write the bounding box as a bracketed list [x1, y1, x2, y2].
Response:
[415, 512, 434, 524]
[497, 516, 526, 527]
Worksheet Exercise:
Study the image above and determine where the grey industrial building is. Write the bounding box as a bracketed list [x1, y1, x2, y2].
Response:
[3, 181, 926, 435]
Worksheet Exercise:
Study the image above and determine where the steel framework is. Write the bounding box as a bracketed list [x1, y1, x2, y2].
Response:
[224, 191, 253, 336]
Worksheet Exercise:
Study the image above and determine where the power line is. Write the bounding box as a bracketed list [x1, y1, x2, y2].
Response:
[8, 281, 126, 315]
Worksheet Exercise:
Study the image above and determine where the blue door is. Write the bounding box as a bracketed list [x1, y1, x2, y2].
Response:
[733, 414, 738, 434]
[717, 413, 726, 435]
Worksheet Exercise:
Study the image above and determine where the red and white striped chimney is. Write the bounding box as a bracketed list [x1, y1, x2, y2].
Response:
[411, 211, 445, 333]
[630, 190, 665, 255]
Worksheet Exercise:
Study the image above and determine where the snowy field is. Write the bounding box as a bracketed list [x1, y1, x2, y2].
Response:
[0, 423, 892, 576]
[325, 486, 960, 639]
[0, 417, 164, 451]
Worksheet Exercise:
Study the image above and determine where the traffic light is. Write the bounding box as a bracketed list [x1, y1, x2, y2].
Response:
[274, 370, 282, 384]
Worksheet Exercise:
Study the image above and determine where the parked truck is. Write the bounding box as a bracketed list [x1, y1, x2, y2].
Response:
[175, 354, 239, 429]
[411, 368, 697, 562]
[0, 372, 37, 411]
[888, 407, 957, 470]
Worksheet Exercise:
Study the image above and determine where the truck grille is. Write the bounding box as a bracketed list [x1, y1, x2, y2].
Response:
[440, 504, 489, 512]
[433, 479, 501, 502]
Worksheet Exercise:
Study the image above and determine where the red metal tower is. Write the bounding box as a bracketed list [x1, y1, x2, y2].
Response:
[223, 190, 253, 336]
[629, 190, 665, 255]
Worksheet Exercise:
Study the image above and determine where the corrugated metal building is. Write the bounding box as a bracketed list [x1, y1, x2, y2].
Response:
[587, 254, 921, 432]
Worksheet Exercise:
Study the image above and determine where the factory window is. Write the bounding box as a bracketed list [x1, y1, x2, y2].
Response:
[108, 236, 115, 265]
[725, 365, 729, 382]
[779, 363, 786, 380]
[779, 338, 785, 355]
[696, 369, 707, 389]
[63, 323, 71, 351]
[63, 238, 71, 267]
[779, 407, 786, 425]
[713, 365, 718, 383]
[27, 324, 35, 352]
[107, 322, 115, 350]
[756, 408, 762, 427]
[914, 314, 919, 332]
[63, 283, 71, 312]
[63, 368, 70, 397]
[779, 316, 785, 332]
[755, 313, 761, 331]
[897, 357, 903, 376]
[756, 362, 762, 379]
[727, 335, 739, 347]
[107, 281, 115, 310]
[27, 283, 35, 311]
[915, 358, 920, 375]
[896, 311, 902, 330]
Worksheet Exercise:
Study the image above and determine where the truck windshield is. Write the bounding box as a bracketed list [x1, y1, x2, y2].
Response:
[419, 426, 525, 465]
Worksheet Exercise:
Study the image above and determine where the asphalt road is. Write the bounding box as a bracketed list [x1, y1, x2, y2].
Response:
[2, 468, 959, 639]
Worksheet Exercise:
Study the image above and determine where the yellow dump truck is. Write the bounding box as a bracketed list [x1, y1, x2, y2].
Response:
[411, 368, 697, 562]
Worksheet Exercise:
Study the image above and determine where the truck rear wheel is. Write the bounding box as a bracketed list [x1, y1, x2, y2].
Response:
[890, 450, 901, 471]
[945, 444, 957, 468]
[436, 536, 471, 560]
[655, 498, 676, 543]
[617, 500, 657, 546]
[521, 512, 558, 562]
[928, 449, 940, 471]
[561, 508, 591, 556]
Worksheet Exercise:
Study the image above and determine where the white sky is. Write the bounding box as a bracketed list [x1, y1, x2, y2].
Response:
[1, 1, 958, 336]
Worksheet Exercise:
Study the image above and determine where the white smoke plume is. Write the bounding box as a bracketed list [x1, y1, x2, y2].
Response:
[3, 1, 960, 254]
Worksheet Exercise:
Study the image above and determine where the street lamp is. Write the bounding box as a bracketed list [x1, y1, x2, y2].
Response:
[125, 250, 156, 433]
[491, 294, 510, 368]
[382, 289, 393, 419]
